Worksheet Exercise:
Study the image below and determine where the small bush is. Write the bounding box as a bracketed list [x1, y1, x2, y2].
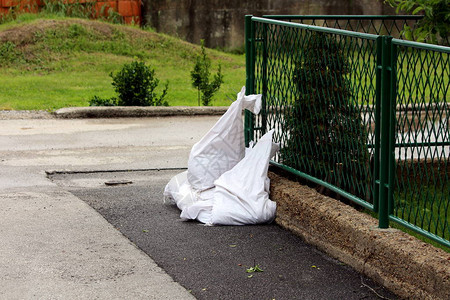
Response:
[191, 40, 223, 106]
[89, 96, 118, 106]
[111, 61, 169, 106]
[89, 61, 169, 107]
[110, 60, 169, 106]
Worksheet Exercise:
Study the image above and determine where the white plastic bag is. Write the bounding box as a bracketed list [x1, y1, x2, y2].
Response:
[163, 171, 196, 211]
[163, 171, 214, 224]
[163, 87, 278, 226]
[187, 86, 262, 191]
[210, 130, 278, 225]
[245, 139, 279, 193]
[179, 189, 214, 224]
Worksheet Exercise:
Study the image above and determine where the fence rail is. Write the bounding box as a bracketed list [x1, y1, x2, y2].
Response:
[245, 15, 449, 247]
[262, 15, 423, 39]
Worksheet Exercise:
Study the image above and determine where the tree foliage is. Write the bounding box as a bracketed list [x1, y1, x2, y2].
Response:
[111, 60, 168, 106]
[385, 0, 449, 45]
[90, 60, 168, 107]
[281, 32, 371, 200]
[191, 40, 224, 106]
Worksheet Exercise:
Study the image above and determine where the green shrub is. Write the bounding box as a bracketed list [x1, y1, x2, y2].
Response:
[191, 40, 224, 106]
[89, 95, 118, 106]
[110, 60, 169, 106]
[281, 32, 371, 200]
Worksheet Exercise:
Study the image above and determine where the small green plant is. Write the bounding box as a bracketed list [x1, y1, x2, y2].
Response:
[191, 40, 224, 106]
[0, 8, 15, 24]
[42, 0, 97, 19]
[68, 23, 88, 38]
[110, 60, 169, 106]
[89, 61, 169, 107]
[88, 95, 118, 106]
[40, 0, 123, 24]
[98, 6, 123, 24]
[0, 41, 23, 65]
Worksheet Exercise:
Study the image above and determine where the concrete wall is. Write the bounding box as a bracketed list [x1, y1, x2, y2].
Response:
[143, 0, 395, 49]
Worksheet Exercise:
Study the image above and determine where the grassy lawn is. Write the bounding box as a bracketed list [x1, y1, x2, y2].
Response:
[0, 15, 246, 110]
[1, 14, 445, 110]
[394, 181, 449, 241]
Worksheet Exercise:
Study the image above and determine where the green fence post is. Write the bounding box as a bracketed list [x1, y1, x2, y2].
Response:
[378, 35, 394, 229]
[388, 41, 397, 215]
[261, 22, 268, 136]
[245, 15, 255, 147]
[373, 36, 382, 213]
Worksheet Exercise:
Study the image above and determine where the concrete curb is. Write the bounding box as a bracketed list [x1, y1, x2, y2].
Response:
[54, 106, 229, 118]
[269, 171, 450, 300]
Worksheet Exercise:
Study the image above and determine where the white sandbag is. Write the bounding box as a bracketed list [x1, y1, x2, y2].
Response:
[164, 131, 278, 226]
[163, 87, 278, 226]
[245, 139, 279, 160]
[210, 130, 278, 225]
[163, 171, 197, 212]
[187, 86, 262, 191]
[163, 171, 214, 223]
[179, 189, 214, 224]
[245, 139, 280, 193]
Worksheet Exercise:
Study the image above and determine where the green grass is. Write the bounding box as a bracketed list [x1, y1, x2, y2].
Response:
[394, 182, 449, 242]
[363, 180, 449, 252]
[0, 15, 246, 110]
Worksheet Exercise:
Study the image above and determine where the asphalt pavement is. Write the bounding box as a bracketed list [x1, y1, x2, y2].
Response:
[0, 112, 396, 299]
[50, 169, 396, 300]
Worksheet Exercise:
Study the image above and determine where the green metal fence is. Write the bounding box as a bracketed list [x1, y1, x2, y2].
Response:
[245, 15, 449, 247]
[262, 15, 423, 38]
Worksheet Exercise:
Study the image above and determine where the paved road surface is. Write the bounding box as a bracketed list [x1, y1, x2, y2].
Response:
[0, 116, 396, 299]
